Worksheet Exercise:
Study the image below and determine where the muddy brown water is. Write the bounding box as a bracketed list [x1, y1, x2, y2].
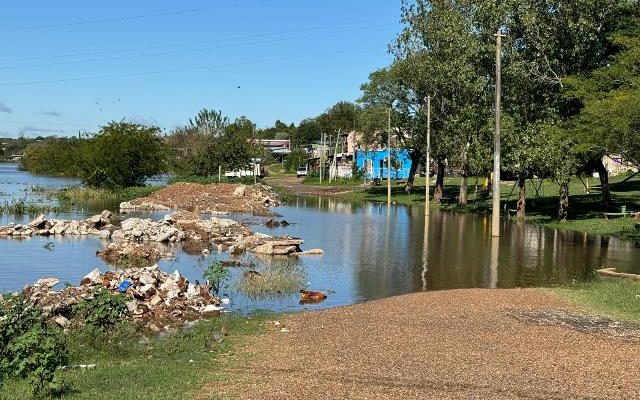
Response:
[1, 163, 639, 313]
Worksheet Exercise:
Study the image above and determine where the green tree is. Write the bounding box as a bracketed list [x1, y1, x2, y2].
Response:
[82, 122, 167, 188]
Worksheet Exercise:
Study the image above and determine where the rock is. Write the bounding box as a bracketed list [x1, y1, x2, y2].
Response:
[29, 214, 47, 229]
[295, 249, 325, 256]
[149, 295, 163, 306]
[202, 304, 224, 313]
[250, 239, 303, 255]
[126, 300, 139, 313]
[34, 277, 59, 289]
[139, 273, 156, 286]
[80, 268, 101, 286]
[54, 315, 70, 328]
[233, 185, 247, 197]
[98, 230, 112, 240]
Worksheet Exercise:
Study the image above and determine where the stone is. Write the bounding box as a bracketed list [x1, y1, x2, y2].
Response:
[139, 273, 156, 286]
[98, 230, 112, 240]
[54, 315, 70, 328]
[34, 277, 59, 289]
[202, 304, 224, 313]
[80, 268, 101, 286]
[149, 294, 163, 306]
[29, 214, 47, 229]
[233, 185, 247, 197]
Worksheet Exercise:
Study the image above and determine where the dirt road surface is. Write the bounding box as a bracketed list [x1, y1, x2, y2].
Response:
[264, 175, 363, 197]
[211, 289, 639, 399]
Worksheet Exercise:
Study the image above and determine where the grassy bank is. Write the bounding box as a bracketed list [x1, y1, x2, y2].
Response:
[298, 173, 640, 241]
[0, 314, 270, 400]
[54, 186, 161, 203]
[552, 277, 640, 322]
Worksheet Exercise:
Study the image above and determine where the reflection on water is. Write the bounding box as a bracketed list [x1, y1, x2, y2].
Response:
[1, 165, 640, 313]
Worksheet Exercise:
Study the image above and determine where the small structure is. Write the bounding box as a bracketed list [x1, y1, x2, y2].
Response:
[355, 149, 412, 180]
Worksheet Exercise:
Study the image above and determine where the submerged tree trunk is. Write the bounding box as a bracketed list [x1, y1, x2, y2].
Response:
[458, 143, 469, 207]
[404, 149, 422, 194]
[516, 175, 526, 220]
[434, 161, 445, 203]
[595, 159, 611, 209]
[558, 181, 569, 222]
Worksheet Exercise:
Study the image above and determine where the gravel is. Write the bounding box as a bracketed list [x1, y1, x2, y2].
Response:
[211, 289, 640, 399]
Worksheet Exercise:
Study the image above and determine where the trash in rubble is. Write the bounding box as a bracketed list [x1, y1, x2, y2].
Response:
[119, 280, 133, 293]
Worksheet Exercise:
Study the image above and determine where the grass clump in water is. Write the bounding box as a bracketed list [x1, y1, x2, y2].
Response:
[0, 199, 65, 215]
[553, 277, 640, 322]
[237, 261, 306, 299]
[54, 185, 161, 203]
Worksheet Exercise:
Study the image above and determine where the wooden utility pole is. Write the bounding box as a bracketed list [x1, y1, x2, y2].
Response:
[387, 108, 392, 205]
[425, 96, 431, 216]
[492, 31, 505, 237]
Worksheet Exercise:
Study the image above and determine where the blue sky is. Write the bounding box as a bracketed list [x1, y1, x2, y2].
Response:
[0, 1, 402, 137]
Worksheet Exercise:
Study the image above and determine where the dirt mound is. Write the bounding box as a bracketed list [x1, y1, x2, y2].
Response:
[123, 182, 281, 216]
[96, 242, 170, 266]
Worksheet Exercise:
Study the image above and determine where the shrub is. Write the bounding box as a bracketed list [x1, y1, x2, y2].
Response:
[82, 122, 167, 188]
[0, 296, 68, 396]
[73, 288, 129, 331]
[203, 260, 230, 296]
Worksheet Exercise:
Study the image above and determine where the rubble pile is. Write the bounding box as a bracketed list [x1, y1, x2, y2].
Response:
[0, 211, 114, 239]
[111, 217, 186, 242]
[97, 242, 171, 265]
[22, 265, 223, 326]
[121, 182, 281, 216]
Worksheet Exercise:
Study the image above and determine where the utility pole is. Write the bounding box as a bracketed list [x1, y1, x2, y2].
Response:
[319, 132, 324, 183]
[492, 31, 505, 237]
[425, 96, 431, 216]
[253, 124, 257, 185]
[387, 108, 392, 205]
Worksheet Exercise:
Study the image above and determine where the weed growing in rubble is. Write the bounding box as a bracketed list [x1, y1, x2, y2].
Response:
[0, 295, 68, 397]
[203, 260, 230, 296]
[73, 288, 129, 331]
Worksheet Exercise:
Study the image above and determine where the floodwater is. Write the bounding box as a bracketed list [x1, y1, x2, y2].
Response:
[1, 163, 639, 313]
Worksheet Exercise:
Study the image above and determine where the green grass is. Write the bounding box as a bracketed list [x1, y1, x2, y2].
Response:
[0, 314, 271, 399]
[320, 173, 640, 241]
[54, 186, 161, 203]
[552, 277, 640, 322]
[237, 263, 306, 300]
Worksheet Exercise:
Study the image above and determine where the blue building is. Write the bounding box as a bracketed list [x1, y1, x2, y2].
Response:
[355, 149, 412, 180]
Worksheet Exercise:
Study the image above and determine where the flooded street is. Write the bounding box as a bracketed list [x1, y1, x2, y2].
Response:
[1, 163, 639, 313]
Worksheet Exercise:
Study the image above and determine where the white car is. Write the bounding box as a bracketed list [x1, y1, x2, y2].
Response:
[296, 167, 308, 178]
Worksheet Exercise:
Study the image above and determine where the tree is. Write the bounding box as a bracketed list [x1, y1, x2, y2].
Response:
[295, 119, 323, 146]
[82, 122, 167, 188]
[188, 109, 229, 136]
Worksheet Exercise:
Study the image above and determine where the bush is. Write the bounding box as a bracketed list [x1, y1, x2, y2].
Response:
[82, 122, 167, 188]
[203, 260, 230, 296]
[0, 296, 68, 396]
[73, 288, 129, 331]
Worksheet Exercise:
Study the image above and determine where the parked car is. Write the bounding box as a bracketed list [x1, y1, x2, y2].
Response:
[296, 166, 308, 178]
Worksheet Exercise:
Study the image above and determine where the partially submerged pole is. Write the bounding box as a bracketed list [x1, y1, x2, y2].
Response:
[425, 96, 431, 216]
[492, 31, 504, 237]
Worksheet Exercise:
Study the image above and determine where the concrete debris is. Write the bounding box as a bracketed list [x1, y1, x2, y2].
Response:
[96, 242, 170, 265]
[233, 185, 247, 197]
[22, 265, 222, 327]
[119, 201, 170, 211]
[34, 277, 60, 289]
[0, 211, 114, 238]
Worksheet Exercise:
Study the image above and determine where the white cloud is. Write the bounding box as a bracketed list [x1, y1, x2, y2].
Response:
[38, 110, 62, 117]
[20, 125, 65, 135]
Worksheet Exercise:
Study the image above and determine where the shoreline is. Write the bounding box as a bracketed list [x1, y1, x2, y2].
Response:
[213, 287, 640, 399]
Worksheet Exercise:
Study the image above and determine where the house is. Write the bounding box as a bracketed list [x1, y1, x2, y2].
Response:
[355, 149, 412, 180]
[602, 154, 638, 176]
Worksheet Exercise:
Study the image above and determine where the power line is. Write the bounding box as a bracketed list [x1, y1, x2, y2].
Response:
[0, 45, 383, 86]
[1, 0, 273, 31]
[0, 22, 395, 70]
[0, 17, 393, 63]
